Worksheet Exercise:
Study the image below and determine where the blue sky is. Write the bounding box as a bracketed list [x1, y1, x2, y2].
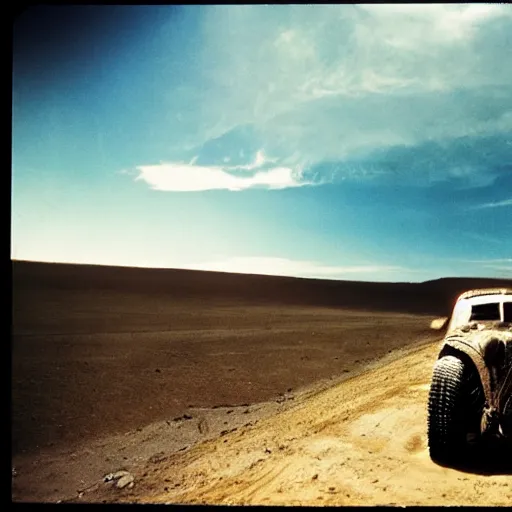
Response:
[11, 4, 512, 282]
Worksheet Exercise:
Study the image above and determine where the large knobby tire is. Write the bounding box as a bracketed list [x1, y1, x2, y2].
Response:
[427, 355, 483, 463]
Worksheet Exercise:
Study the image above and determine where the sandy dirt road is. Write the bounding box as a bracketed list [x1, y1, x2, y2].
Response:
[67, 341, 511, 506]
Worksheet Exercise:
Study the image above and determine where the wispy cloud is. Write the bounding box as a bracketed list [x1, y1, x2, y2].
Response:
[433, 256, 511, 265]
[462, 232, 506, 245]
[470, 198, 512, 209]
[134, 5, 512, 189]
[482, 265, 512, 276]
[159, 4, 512, 190]
[476, 260, 512, 276]
[193, 5, 511, 139]
[436, 258, 512, 278]
[234, 149, 278, 171]
[359, 4, 510, 48]
[180, 256, 407, 280]
[459, 258, 512, 265]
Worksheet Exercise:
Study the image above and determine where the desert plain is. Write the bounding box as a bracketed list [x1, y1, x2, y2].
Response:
[11, 261, 512, 504]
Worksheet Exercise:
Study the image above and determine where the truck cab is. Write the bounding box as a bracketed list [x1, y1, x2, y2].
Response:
[447, 289, 512, 332]
[427, 288, 512, 464]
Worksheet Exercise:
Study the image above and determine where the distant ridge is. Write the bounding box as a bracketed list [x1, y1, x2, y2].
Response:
[421, 276, 512, 286]
[12, 260, 512, 316]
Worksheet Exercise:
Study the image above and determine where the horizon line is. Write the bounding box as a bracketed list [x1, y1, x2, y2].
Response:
[10, 258, 512, 286]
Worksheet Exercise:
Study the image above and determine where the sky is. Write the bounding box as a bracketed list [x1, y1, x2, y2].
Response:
[11, 4, 512, 282]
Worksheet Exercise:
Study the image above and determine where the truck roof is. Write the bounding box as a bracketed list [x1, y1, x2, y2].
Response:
[457, 288, 512, 301]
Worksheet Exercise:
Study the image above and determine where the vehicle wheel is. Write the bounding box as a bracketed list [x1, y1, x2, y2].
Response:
[427, 355, 483, 463]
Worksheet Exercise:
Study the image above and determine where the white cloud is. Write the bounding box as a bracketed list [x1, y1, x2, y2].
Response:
[471, 198, 512, 209]
[360, 4, 509, 46]
[180, 256, 407, 280]
[135, 161, 310, 192]
[134, 147, 309, 192]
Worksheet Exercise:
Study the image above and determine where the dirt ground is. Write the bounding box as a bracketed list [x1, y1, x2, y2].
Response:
[100, 343, 511, 507]
[12, 341, 512, 505]
[11, 262, 512, 504]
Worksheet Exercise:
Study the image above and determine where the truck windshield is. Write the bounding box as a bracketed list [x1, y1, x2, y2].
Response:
[504, 302, 512, 323]
[470, 302, 501, 322]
